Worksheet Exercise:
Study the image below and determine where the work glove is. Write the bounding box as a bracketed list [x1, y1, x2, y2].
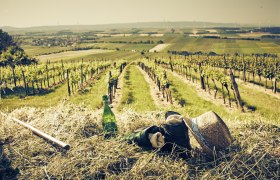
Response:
[148, 132, 165, 148]
[124, 126, 165, 149]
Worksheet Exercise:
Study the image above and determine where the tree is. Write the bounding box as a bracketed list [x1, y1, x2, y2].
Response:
[0, 46, 37, 86]
[0, 46, 37, 67]
[0, 29, 37, 67]
[171, 28, 175, 34]
[0, 29, 15, 52]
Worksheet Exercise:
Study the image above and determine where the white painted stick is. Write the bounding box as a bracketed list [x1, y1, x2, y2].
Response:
[0, 111, 70, 150]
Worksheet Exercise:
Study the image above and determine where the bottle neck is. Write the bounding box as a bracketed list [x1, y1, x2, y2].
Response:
[103, 99, 109, 106]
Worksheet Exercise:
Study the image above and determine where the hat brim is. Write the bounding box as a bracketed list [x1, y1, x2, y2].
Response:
[182, 117, 214, 156]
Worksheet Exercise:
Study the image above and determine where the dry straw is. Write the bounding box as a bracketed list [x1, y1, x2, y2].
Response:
[0, 102, 279, 179]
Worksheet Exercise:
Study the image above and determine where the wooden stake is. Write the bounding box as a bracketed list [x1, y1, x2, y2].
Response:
[21, 70, 28, 96]
[0, 111, 70, 150]
[229, 69, 244, 112]
[67, 69, 71, 96]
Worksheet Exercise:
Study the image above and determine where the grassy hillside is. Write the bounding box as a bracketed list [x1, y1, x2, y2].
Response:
[0, 102, 279, 179]
[1, 28, 279, 179]
[0, 73, 279, 179]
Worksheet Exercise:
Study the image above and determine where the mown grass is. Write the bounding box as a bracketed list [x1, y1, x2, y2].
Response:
[234, 71, 280, 91]
[118, 64, 157, 112]
[70, 72, 108, 110]
[0, 83, 68, 111]
[0, 71, 109, 112]
[238, 84, 280, 122]
[164, 70, 229, 118]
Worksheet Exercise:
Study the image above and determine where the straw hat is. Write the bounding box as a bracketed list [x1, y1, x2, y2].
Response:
[183, 111, 233, 156]
[165, 111, 233, 157]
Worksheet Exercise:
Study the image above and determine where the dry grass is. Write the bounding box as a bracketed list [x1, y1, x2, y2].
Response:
[0, 102, 279, 179]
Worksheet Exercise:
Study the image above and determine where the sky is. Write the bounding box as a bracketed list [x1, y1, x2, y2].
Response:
[0, 0, 279, 27]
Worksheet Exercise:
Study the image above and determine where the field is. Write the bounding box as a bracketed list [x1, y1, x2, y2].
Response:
[88, 43, 155, 51]
[149, 44, 171, 52]
[37, 49, 114, 62]
[1, 27, 280, 179]
[22, 45, 73, 56]
[166, 36, 280, 55]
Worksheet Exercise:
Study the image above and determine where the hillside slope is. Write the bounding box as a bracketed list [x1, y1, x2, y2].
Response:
[0, 102, 279, 179]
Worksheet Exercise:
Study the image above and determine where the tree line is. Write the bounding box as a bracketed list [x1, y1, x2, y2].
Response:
[0, 29, 37, 67]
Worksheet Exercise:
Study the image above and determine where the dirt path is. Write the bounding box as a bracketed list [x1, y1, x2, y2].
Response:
[235, 79, 280, 100]
[136, 66, 179, 109]
[110, 66, 127, 110]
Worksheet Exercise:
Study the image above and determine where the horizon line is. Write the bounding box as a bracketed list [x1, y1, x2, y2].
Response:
[2, 20, 279, 29]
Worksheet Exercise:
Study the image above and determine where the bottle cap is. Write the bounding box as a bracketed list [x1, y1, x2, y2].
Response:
[102, 95, 108, 101]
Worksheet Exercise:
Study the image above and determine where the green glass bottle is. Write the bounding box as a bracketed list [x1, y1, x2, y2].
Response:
[102, 95, 118, 138]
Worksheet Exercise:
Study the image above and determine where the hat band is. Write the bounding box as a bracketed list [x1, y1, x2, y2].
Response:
[190, 117, 212, 150]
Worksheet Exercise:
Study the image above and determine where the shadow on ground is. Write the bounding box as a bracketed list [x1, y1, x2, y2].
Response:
[123, 68, 135, 104]
[248, 80, 280, 93]
[0, 137, 19, 180]
[1, 83, 64, 99]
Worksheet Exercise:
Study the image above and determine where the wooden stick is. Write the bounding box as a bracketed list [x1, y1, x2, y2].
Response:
[0, 111, 70, 150]
[229, 69, 244, 112]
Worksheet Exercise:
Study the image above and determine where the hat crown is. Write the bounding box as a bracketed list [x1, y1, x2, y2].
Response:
[192, 111, 232, 151]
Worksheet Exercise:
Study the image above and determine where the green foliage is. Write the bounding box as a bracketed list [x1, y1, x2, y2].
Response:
[0, 46, 37, 67]
[0, 30, 37, 67]
[118, 65, 157, 111]
[0, 29, 14, 52]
